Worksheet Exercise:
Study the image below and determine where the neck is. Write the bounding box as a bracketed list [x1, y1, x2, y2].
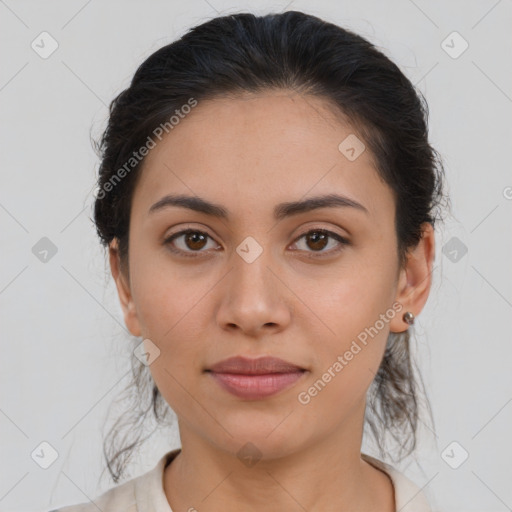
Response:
[163, 401, 395, 512]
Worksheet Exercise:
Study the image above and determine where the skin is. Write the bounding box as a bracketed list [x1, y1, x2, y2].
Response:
[109, 90, 435, 512]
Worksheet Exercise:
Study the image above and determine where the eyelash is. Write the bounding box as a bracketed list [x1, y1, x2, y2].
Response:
[163, 228, 350, 259]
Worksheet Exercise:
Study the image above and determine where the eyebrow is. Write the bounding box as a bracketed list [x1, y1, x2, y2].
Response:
[148, 193, 369, 220]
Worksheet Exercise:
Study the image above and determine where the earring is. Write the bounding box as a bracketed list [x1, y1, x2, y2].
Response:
[402, 311, 415, 325]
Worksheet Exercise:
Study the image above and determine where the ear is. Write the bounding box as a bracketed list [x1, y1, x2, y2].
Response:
[109, 239, 142, 337]
[390, 222, 436, 333]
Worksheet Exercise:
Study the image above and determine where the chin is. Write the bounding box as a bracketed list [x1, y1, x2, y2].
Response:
[206, 417, 306, 462]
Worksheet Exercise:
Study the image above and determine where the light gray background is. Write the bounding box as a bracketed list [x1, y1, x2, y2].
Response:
[1, 1, 511, 511]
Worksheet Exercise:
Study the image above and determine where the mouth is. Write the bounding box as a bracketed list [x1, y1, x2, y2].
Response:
[205, 356, 307, 400]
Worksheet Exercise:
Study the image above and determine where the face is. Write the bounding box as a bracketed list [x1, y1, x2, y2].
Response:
[110, 90, 434, 460]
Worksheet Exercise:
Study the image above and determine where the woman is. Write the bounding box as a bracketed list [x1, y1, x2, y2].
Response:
[51, 10, 447, 512]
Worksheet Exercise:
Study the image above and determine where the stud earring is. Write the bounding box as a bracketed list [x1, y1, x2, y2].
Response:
[402, 311, 415, 325]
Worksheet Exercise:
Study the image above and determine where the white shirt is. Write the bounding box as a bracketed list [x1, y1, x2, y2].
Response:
[49, 448, 432, 512]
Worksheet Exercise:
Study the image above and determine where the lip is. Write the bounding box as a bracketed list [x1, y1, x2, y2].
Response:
[207, 355, 305, 374]
[205, 356, 307, 400]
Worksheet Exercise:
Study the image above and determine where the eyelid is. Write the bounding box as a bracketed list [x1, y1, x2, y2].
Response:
[163, 225, 350, 258]
[163, 227, 220, 258]
[289, 227, 350, 257]
[293, 226, 349, 243]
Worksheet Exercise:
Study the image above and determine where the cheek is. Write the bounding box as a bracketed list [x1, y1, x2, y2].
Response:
[305, 256, 395, 374]
[129, 246, 199, 338]
[128, 247, 214, 356]
[325, 260, 392, 312]
[130, 268, 209, 415]
[296, 287, 393, 417]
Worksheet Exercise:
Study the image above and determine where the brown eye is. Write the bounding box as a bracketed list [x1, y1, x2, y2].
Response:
[183, 231, 208, 250]
[164, 229, 218, 257]
[305, 231, 329, 251]
[291, 229, 349, 257]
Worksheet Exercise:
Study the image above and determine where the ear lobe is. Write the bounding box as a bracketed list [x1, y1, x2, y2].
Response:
[109, 239, 142, 337]
[390, 222, 436, 333]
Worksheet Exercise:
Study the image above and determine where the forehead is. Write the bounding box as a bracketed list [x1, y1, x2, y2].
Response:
[131, 91, 394, 225]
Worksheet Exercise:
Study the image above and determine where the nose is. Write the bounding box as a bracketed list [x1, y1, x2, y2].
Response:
[215, 244, 292, 337]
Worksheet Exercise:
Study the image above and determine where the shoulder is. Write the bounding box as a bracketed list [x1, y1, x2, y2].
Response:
[47, 448, 181, 512]
[361, 453, 433, 512]
[47, 476, 138, 512]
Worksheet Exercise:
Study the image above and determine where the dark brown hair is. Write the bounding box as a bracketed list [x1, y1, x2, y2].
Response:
[91, 10, 450, 483]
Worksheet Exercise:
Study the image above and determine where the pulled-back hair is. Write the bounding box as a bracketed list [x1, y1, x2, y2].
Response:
[92, 10, 449, 483]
